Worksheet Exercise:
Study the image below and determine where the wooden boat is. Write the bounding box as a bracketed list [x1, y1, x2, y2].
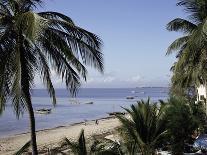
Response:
[35, 108, 52, 114]
[126, 96, 134, 99]
[108, 112, 125, 116]
[85, 102, 93, 104]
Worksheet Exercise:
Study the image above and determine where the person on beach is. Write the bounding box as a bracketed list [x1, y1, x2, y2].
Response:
[95, 119, 99, 125]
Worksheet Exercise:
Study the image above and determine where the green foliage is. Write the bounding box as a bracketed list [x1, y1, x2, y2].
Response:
[116, 98, 168, 155]
[165, 97, 199, 154]
[63, 129, 87, 155]
[0, 0, 104, 154]
[0, 0, 103, 117]
[166, 0, 207, 92]
[189, 100, 207, 133]
[62, 129, 121, 155]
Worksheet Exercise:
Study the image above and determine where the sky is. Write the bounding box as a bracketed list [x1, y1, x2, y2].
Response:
[35, 0, 185, 88]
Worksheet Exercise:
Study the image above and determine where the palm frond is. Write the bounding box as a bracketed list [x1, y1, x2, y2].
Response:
[78, 129, 87, 155]
[117, 99, 167, 154]
[14, 140, 31, 155]
[177, 0, 207, 23]
[166, 18, 197, 33]
[38, 11, 75, 24]
[37, 48, 56, 105]
[63, 129, 87, 155]
[166, 36, 189, 55]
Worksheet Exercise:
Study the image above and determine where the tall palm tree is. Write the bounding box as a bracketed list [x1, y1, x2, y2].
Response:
[166, 0, 207, 91]
[0, 0, 103, 154]
[116, 98, 168, 155]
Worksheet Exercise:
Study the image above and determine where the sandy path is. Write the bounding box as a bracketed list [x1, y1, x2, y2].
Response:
[0, 117, 120, 155]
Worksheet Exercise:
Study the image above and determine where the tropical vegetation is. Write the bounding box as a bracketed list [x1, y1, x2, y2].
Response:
[165, 97, 200, 154]
[116, 98, 168, 155]
[3, 0, 207, 155]
[14, 97, 207, 154]
[0, 0, 103, 154]
[61, 129, 122, 155]
[166, 0, 207, 95]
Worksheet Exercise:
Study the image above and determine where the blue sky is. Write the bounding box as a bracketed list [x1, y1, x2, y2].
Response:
[36, 0, 185, 88]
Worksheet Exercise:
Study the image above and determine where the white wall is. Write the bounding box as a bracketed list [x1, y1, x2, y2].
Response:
[197, 85, 207, 101]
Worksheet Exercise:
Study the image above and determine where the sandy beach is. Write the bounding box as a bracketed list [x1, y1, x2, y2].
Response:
[0, 117, 120, 155]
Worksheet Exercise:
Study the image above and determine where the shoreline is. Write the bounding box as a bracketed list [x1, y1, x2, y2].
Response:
[1, 115, 115, 139]
[0, 116, 120, 155]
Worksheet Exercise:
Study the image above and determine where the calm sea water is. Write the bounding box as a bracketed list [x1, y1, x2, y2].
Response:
[0, 88, 169, 138]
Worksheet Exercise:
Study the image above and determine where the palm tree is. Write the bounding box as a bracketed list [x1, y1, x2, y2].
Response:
[116, 98, 168, 155]
[0, 0, 103, 154]
[63, 130, 88, 155]
[62, 129, 120, 155]
[166, 0, 207, 91]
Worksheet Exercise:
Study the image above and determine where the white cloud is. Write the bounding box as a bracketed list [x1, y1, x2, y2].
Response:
[131, 75, 142, 82]
[86, 78, 95, 83]
[34, 70, 169, 88]
[103, 76, 116, 83]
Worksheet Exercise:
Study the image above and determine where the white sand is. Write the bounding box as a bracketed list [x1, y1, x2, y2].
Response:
[0, 117, 120, 155]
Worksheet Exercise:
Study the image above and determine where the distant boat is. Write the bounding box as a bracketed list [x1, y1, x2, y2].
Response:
[108, 112, 125, 116]
[35, 108, 51, 114]
[69, 99, 80, 104]
[85, 102, 93, 104]
[131, 90, 136, 94]
[126, 96, 134, 99]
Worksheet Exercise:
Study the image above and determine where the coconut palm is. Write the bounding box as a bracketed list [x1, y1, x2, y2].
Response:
[166, 0, 207, 91]
[0, 0, 103, 154]
[116, 98, 168, 155]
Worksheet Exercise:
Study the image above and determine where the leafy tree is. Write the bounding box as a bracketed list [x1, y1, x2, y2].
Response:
[116, 98, 168, 155]
[166, 97, 199, 155]
[189, 100, 207, 133]
[0, 0, 103, 154]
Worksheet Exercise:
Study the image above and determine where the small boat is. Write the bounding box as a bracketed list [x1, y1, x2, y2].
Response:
[85, 102, 93, 104]
[131, 90, 136, 94]
[69, 99, 80, 104]
[108, 112, 125, 116]
[140, 91, 145, 94]
[126, 96, 134, 99]
[35, 108, 51, 114]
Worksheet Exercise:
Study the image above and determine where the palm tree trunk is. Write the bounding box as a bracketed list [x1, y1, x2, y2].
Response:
[27, 99, 38, 155]
[18, 36, 38, 155]
[17, 31, 38, 154]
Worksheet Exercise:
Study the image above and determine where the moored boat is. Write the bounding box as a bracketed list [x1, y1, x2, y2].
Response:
[85, 102, 93, 104]
[35, 108, 52, 114]
[126, 96, 134, 99]
[108, 112, 125, 116]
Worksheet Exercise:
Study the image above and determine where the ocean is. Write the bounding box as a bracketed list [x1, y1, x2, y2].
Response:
[0, 88, 169, 138]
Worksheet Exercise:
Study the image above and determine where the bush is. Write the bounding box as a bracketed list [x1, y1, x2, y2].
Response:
[166, 97, 199, 155]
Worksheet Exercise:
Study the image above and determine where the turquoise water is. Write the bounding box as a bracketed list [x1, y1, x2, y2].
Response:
[0, 88, 169, 138]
